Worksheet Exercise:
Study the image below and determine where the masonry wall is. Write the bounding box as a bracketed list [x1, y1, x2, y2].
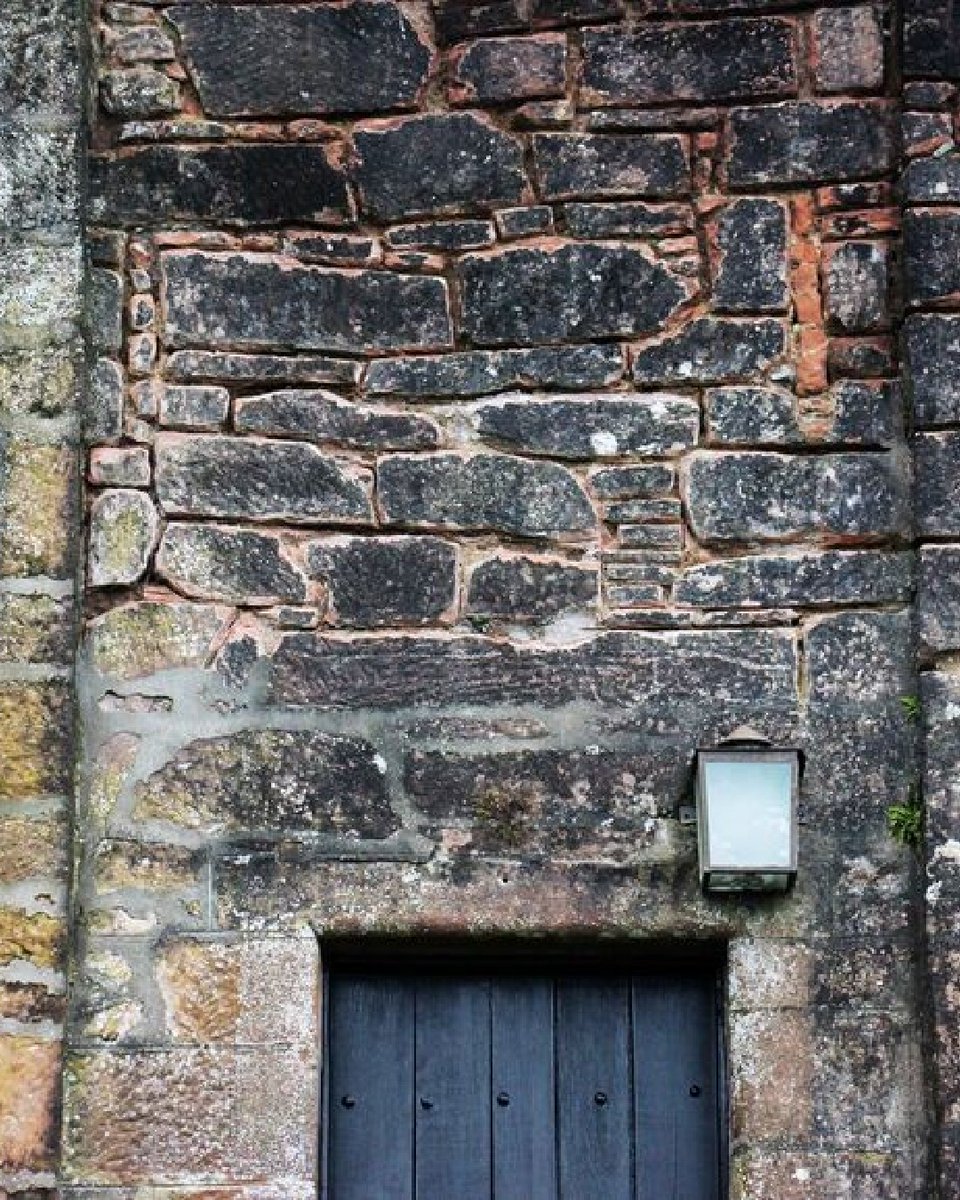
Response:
[0, 0, 948, 1195]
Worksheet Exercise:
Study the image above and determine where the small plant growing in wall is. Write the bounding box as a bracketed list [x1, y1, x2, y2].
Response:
[887, 788, 924, 850]
[900, 695, 922, 723]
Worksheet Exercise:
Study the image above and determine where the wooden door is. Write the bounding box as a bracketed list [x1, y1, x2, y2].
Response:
[324, 963, 722, 1200]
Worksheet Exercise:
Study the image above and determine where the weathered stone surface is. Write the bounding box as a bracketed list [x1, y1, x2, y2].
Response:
[235, 389, 438, 450]
[0, 1036, 61, 1171]
[632, 318, 787, 384]
[581, 19, 796, 106]
[168, 1, 431, 116]
[88, 489, 160, 588]
[167, 351, 362, 389]
[386, 220, 495, 250]
[133, 729, 395, 837]
[92, 841, 202, 896]
[728, 102, 892, 186]
[405, 745, 683, 858]
[158, 385, 229, 432]
[711, 199, 789, 314]
[0, 442, 77, 579]
[365, 344, 623, 397]
[589, 464, 675, 499]
[0, 0, 80, 117]
[830, 379, 901, 446]
[353, 115, 525, 220]
[433, 0, 529, 46]
[86, 601, 234, 681]
[904, 0, 960, 78]
[905, 314, 960, 426]
[806, 611, 912, 707]
[100, 67, 180, 117]
[157, 524, 306, 606]
[161, 253, 453, 354]
[449, 34, 566, 104]
[903, 152, 960, 204]
[0, 593, 73, 665]
[0, 346, 77, 420]
[916, 432, 960, 535]
[270, 627, 798, 711]
[89, 269, 123, 356]
[675, 550, 912, 609]
[459, 243, 692, 346]
[87, 359, 124, 443]
[90, 145, 352, 227]
[63, 1046, 317, 1184]
[155, 435, 373, 524]
[684, 451, 907, 543]
[0, 682, 71, 800]
[156, 935, 318, 1045]
[0, 908, 63, 971]
[918, 546, 960, 651]
[307, 536, 458, 627]
[0, 813, 64, 883]
[729, 1009, 814, 1141]
[904, 209, 960, 303]
[705, 386, 798, 445]
[562, 200, 692, 238]
[472, 392, 699, 457]
[377, 453, 596, 538]
[466, 554, 597, 619]
[812, 6, 885, 93]
[532, 134, 689, 199]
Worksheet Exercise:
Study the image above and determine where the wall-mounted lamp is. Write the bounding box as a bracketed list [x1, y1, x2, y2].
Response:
[696, 727, 802, 894]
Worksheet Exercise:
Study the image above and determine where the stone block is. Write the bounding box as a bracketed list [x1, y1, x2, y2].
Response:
[905, 314, 960, 426]
[683, 451, 906, 543]
[448, 34, 566, 104]
[830, 379, 901, 445]
[353, 114, 525, 220]
[918, 545, 960, 650]
[581, 19, 795, 105]
[0, 593, 74, 664]
[806, 611, 912, 707]
[235, 389, 438, 451]
[92, 841, 204, 897]
[0, 815, 65, 883]
[157, 524, 306, 606]
[904, 0, 960, 78]
[459, 242, 692, 346]
[167, 351, 362, 389]
[161, 252, 453, 354]
[0, 909, 64, 971]
[168, 1, 431, 117]
[89, 269, 123, 359]
[155, 434, 373, 525]
[732, 1150, 909, 1200]
[729, 1009, 814, 1140]
[532, 133, 689, 199]
[495, 205, 554, 238]
[386, 220, 495, 250]
[675, 550, 911, 609]
[433, 0, 530, 46]
[916, 432, 960, 535]
[632, 318, 787, 385]
[705, 386, 798, 444]
[90, 145, 353, 228]
[0, 126, 77, 232]
[87, 358, 124, 443]
[0, 682, 71, 800]
[0, 346, 78, 420]
[711, 199, 789, 314]
[0, 245, 81, 347]
[0, 1036, 61, 1171]
[728, 939, 812, 1011]
[85, 600, 234, 682]
[158, 385, 229, 431]
[88, 489, 159, 588]
[811, 6, 885, 93]
[307, 536, 458, 627]
[111, 24, 176, 64]
[589, 464, 675, 499]
[903, 152, 960, 203]
[562, 200, 692, 237]
[728, 102, 892, 186]
[365, 344, 623, 397]
[466, 553, 597, 620]
[0, 0, 80, 117]
[63, 1045, 317, 1184]
[472, 391, 698, 458]
[904, 209, 960, 303]
[133, 729, 396, 837]
[156, 934, 318, 1045]
[377, 452, 596, 538]
[100, 67, 180, 117]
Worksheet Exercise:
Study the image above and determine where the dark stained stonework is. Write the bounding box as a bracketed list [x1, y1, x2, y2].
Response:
[166, 352, 362, 390]
[466, 554, 597, 619]
[307, 536, 458, 627]
[448, 34, 566, 105]
[532, 134, 690, 200]
[904, 210, 960, 304]
[905, 315, 960, 427]
[916, 432, 960, 536]
[155, 435, 373, 524]
[235, 390, 439, 451]
[904, 0, 960, 77]
[156, 524, 307, 606]
[377, 453, 597, 538]
[581, 19, 797, 106]
[631, 318, 787, 384]
[161, 253, 453, 354]
[459, 243, 693, 346]
[353, 115, 526, 220]
[711, 198, 789, 314]
[917, 546, 960, 651]
[89, 145, 352, 228]
[168, 2, 432, 117]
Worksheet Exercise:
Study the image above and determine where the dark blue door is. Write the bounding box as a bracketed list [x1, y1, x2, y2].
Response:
[324, 964, 722, 1200]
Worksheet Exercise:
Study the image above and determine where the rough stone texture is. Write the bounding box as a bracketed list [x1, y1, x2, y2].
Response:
[916, 432, 960, 536]
[632, 318, 787, 384]
[812, 6, 886, 93]
[449, 35, 566, 105]
[533, 134, 689, 200]
[466, 554, 597, 620]
[88, 489, 160, 588]
[235, 390, 438, 450]
[711, 199, 789, 314]
[157, 524, 306, 606]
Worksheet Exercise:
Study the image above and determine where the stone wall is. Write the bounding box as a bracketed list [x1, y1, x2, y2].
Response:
[0, 0, 82, 1193]
[0, 0, 943, 1195]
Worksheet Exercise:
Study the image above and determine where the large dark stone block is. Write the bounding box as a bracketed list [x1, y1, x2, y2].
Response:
[916, 432, 960, 536]
[918, 546, 960, 651]
[133, 729, 396, 836]
[270, 627, 798, 711]
[472, 392, 699, 457]
[155, 435, 373, 524]
[235, 389, 438, 451]
[156, 524, 307, 606]
[581, 19, 796, 106]
[459, 243, 692, 346]
[307, 536, 458, 628]
[903, 153, 960, 204]
[728, 102, 892, 185]
[466, 554, 597, 619]
[89, 145, 351, 228]
[632, 318, 787, 384]
[448, 34, 566, 105]
[684, 451, 907, 543]
[532, 133, 690, 200]
[712, 198, 789, 314]
[904, 0, 960, 78]
[377, 453, 596, 538]
[905, 315, 960, 427]
[904, 210, 960, 304]
[353, 115, 525, 220]
[168, 2, 432, 116]
[806, 611, 912, 708]
[161, 252, 453, 354]
[365, 345, 624, 397]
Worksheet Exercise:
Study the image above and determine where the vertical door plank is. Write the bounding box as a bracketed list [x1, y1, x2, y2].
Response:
[556, 976, 633, 1200]
[415, 977, 493, 1200]
[492, 977, 557, 1200]
[327, 974, 415, 1200]
[632, 973, 720, 1200]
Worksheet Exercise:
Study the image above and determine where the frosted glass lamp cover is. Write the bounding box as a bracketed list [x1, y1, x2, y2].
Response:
[696, 739, 800, 893]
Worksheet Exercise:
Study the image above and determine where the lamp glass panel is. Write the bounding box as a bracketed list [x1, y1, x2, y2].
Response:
[703, 758, 793, 869]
